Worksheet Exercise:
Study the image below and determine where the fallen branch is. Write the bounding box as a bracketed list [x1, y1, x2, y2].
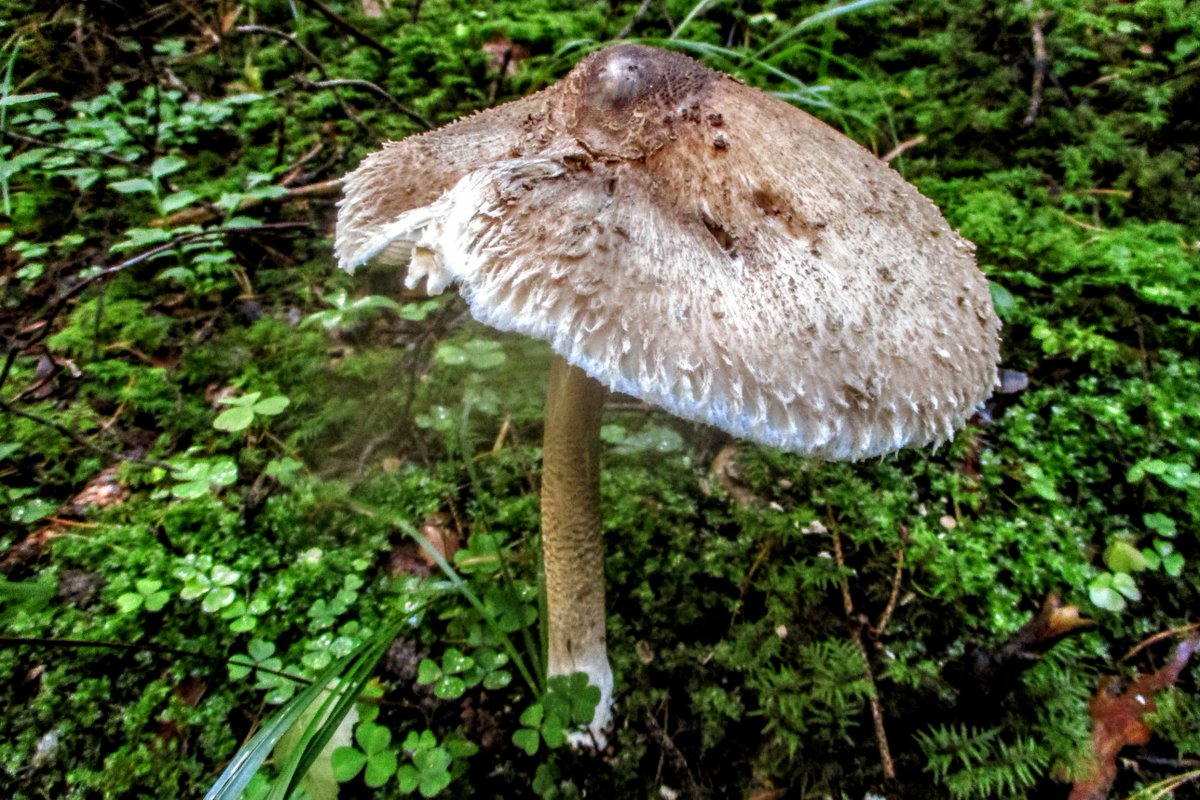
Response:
[0, 397, 174, 471]
[303, 78, 432, 130]
[0, 128, 148, 170]
[0, 222, 313, 394]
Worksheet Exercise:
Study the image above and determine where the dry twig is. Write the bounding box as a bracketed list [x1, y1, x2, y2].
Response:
[881, 134, 926, 164]
[1022, 0, 1049, 127]
[832, 527, 896, 781]
[296, 0, 394, 57]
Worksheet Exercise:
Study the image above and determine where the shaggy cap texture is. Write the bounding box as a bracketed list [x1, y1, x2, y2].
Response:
[336, 44, 1002, 459]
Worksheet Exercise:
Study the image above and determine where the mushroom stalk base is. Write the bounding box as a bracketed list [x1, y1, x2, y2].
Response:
[541, 353, 612, 744]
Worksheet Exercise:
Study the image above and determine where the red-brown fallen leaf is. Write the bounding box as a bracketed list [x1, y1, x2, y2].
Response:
[1, 466, 128, 571]
[0, 522, 67, 572]
[417, 512, 461, 567]
[387, 513, 463, 577]
[481, 37, 530, 76]
[64, 465, 128, 513]
[744, 790, 788, 800]
[1069, 636, 1200, 800]
[174, 673, 208, 707]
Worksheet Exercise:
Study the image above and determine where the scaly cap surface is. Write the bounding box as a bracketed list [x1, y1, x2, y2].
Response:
[336, 44, 1002, 459]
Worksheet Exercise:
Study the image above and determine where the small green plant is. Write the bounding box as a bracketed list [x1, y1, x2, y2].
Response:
[228, 639, 301, 704]
[115, 579, 171, 613]
[175, 555, 241, 613]
[1127, 458, 1200, 491]
[417, 645, 512, 699]
[396, 730, 477, 798]
[168, 456, 239, 499]
[331, 720, 399, 788]
[213, 391, 290, 432]
[303, 291, 438, 329]
[222, 595, 272, 633]
[512, 673, 602, 755]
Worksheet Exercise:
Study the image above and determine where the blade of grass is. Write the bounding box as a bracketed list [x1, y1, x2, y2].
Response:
[204, 649, 359, 800]
[269, 618, 405, 800]
[345, 499, 540, 693]
[645, 38, 832, 107]
[753, 0, 897, 60]
[1, 42, 20, 216]
[671, 0, 726, 40]
[206, 604, 427, 800]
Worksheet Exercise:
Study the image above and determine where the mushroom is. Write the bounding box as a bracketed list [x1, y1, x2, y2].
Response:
[335, 43, 1001, 744]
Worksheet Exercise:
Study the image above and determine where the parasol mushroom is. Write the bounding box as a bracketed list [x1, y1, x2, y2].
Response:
[335, 43, 1001, 745]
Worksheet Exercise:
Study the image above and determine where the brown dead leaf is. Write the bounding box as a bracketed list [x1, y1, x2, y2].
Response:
[1, 466, 128, 571]
[744, 790, 788, 800]
[481, 37, 530, 76]
[0, 522, 67, 573]
[220, 5, 243, 32]
[946, 593, 1094, 708]
[174, 673, 208, 707]
[1070, 636, 1200, 800]
[205, 383, 238, 407]
[57, 569, 105, 608]
[387, 513, 463, 577]
[708, 443, 765, 508]
[359, 0, 389, 17]
[417, 512, 461, 566]
[65, 465, 128, 514]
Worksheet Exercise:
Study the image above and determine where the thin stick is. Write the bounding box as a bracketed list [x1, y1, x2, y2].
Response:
[617, 0, 654, 39]
[1022, 0, 1048, 127]
[305, 78, 432, 130]
[233, 25, 369, 133]
[0, 128, 147, 169]
[155, 178, 343, 228]
[0, 635, 311, 685]
[295, 0, 394, 57]
[832, 527, 896, 781]
[1121, 622, 1200, 663]
[0, 398, 175, 471]
[21, 222, 310, 353]
[872, 542, 906, 636]
[881, 134, 926, 164]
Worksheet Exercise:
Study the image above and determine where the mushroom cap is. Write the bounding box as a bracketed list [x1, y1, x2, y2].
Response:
[336, 44, 1001, 460]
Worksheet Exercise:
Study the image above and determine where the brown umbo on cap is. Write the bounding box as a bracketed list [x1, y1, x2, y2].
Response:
[337, 44, 1001, 460]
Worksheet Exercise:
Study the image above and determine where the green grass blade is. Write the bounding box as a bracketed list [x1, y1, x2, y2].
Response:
[204, 653, 355, 800]
[753, 0, 897, 60]
[671, 0, 726, 41]
[270, 619, 405, 800]
[346, 499, 540, 693]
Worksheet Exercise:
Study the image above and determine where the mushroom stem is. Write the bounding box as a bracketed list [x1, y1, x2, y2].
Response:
[541, 352, 612, 742]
